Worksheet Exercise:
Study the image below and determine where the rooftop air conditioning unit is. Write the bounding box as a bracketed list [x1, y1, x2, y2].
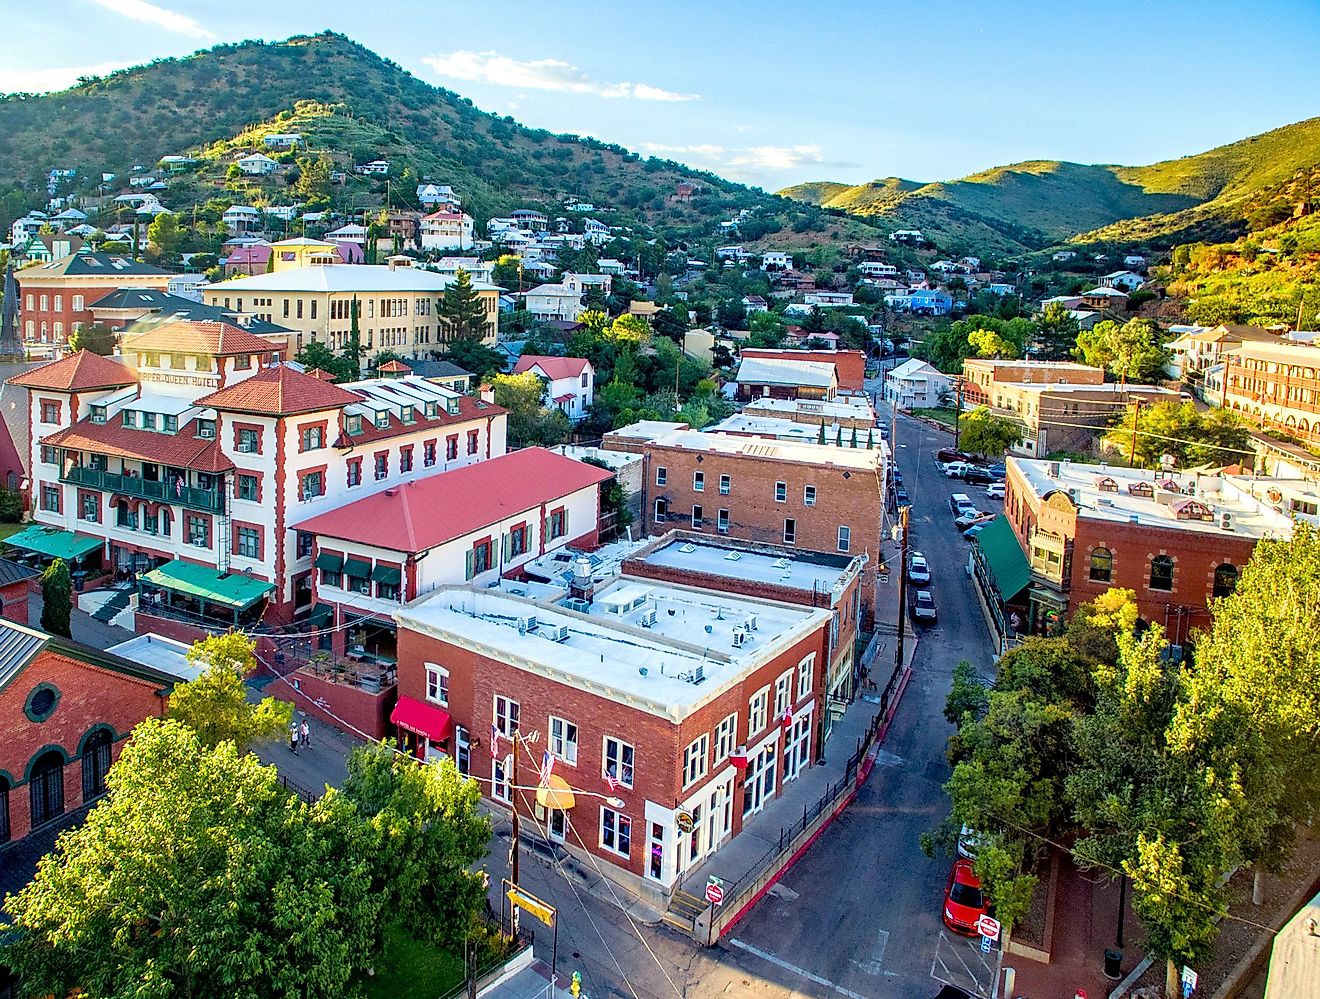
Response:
[746, 613, 758, 631]
[544, 624, 570, 643]
[640, 607, 657, 628]
[1221, 511, 1234, 531]
[562, 597, 590, 614]
[197, 425, 215, 439]
[516, 615, 538, 635]
[732, 628, 748, 648]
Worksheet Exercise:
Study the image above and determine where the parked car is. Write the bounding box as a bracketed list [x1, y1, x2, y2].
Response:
[957, 825, 983, 860]
[896, 486, 911, 505]
[932, 988, 972, 999]
[955, 509, 990, 529]
[962, 523, 989, 540]
[986, 463, 1007, 478]
[910, 589, 937, 625]
[943, 859, 990, 935]
[908, 551, 932, 585]
[984, 483, 1006, 500]
[937, 448, 975, 465]
[943, 461, 972, 479]
[892, 469, 903, 486]
[949, 493, 976, 517]
[962, 466, 997, 485]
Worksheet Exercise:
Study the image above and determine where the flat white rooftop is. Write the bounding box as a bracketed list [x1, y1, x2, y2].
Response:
[742, 395, 877, 421]
[652, 429, 885, 471]
[396, 576, 828, 720]
[712, 414, 884, 448]
[606, 420, 689, 441]
[547, 443, 641, 472]
[998, 382, 1177, 396]
[637, 536, 861, 602]
[107, 633, 204, 681]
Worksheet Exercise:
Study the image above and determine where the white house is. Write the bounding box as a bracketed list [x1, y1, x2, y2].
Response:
[524, 283, 584, 322]
[167, 274, 209, 303]
[597, 259, 627, 276]
[803, 291, 854, 308]
[583, 218, 611, 244]
[236, 154, 278, 176]
[884, 358, 953, 410]
[858, 261, 898, 278]
[417, 184, 460, 208]
[431, 257, 494, 283]
[889, 229, 924, 244]
[512, 355, 595, 422]
[326, 224, 368, 246]
[1123, 255, 1147, 270]
[263, 133, 303, 149]
[221, 205, 261, 234]
[419, 211, 475, 251]
[562, 272, 612, 298]
[761, 251, 793, 271]
[1052, 250, 1077, 262]
[356, 160, 390, 176]
[1098, 270, 1145, 291]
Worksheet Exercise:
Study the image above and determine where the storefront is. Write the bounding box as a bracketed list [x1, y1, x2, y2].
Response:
[969, 516, 1031, 652]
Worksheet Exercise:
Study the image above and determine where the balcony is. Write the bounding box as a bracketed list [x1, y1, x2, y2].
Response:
[61, 466, 226, 514]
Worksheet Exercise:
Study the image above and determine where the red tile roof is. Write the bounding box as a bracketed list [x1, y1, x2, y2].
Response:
[7, 351, 137, 392]
[43, 419, 235, 471]
[122, 319, 284, 356]
[194, 364, 359, 416]
[331, 394, 506, 447]
[293, 448, 611, 553]
[305, 368, 337, 382]
[377, 360, 410, 373]
[512, 355, 591, 381]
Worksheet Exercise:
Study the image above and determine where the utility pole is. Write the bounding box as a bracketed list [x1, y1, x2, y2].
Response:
[887, 504, 911, 717]
[953, 377, 964, 451]
[509, 733, 520, 936]
[1129, 399, 1144, 466]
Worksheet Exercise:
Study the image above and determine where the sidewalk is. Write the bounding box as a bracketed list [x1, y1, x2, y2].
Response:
[249, 706, 358, 794]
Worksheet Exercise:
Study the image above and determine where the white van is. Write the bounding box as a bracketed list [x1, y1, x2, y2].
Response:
[949, 493, 976, 517]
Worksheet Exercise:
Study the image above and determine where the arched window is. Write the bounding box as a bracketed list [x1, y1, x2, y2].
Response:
[29, 750, 66, 827]
[82, 730, 113, 801]
[0, 775, 10, 843]
[1213, 563, 1238, 599]
[1089, 547, 1113, 583]
[1149, 555, 1175, 592]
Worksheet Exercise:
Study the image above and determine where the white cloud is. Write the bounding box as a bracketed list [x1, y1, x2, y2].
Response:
[0, 61, 131, 95]
[421, 50, 698, 102]
[643, 143, 728, 158]
[726, 145, 826, 172]
[88, 0, 213, 39]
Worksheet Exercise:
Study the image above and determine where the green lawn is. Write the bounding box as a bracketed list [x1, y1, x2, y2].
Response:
[355, 924, 466, 999]
[0, 521, 25, 542]
[911, 407, 959, 428]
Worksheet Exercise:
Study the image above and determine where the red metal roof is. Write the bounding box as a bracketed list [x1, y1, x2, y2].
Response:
[123, 319, 283, 356]
[512, 355, 591, 381]
[293, 447, 612, 554]
[8, 351, 137, 392]
[43, 419, 235, 471]
[194, 364, 359, 416]
[391, 694, 452, 741]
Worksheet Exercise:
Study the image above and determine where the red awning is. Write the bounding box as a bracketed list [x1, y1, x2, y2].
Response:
[390, 695, 453, 742]
[553, 393, 574, 404]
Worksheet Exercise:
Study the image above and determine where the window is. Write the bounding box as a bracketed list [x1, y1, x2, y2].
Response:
[237, 474, 258, 501]
[600, 807, 632, 857]
[467, 430, 480, 455]
[170, 353, 186, 370]
[196, 419, 216, 439]
[1213, 563, 1238, 598]
[1089, 547, 1112, 582]
[40, 444, 57, 465]
[0, 776, 8, 844]
[40, 485, 60, 513]
[301, 426, 324, 451]
[53, 294, 62, 312]
[493, 755, 512, 805]
[775, 481, 787, 503]
[375, 410, 389, 430]
[80, 492, 98, 522]
[236, 527, 260, 559]
[81, 730, 112, 800]
[377, 579, 400, 601]
[717, 509, 729, 533]
[494, 695, 520, 738]
[797, 654, 815, 700]
[72, 294, 84, 311]
[116, 502, 137, 529]
[719, 474, 730, 495]
[141, 412, 157, 431]
[603, 737, 634, 789]
[423, 441, 437, 466]
[691, 504, 703, 529]
[445, 435, 459, 461]
[321, 566, 342, 588]
[237, 428, 259, 453]
[374, 453, 388, 480]
[684, 735, 710, 787]
[748, 688, 768, 736]
[28, 751, 65, 827]
[400, 447, 413, 473]
[234, 354, 252, 370]
[163, 415, 177, 434]
[186, 515, 209, 548]
[548, 508, 566, 540]
[346, 414, 363, 435]
[775, 670, 793, 717]
[549, 716, 578, 765]
[425, 664, 449, 706]
[804, 484, 817, 506]
[122, 410, 136, 429]
[783, 518, 797, 544]
[40, 401, 59, 424]
[300, 470, 324, 500]
[467, 539, 492, 579]
[713, 713, 737, 765]
[90, 405, 106, 424]
[296, 531, 313, 559]
[653, 498, 667, 523]
[507, 523, 529, 558]
[693, 470, 705, 492]
[655, 465, 667, 486]
[1149, 555, 1175, 591]
[837, 526, 850, 552]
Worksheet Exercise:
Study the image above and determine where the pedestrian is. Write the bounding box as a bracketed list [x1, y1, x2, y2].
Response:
[300, 718, 311, 748]
[289, 721, 299, 755]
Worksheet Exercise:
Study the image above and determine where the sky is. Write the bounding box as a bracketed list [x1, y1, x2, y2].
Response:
[7, 0, 1320, 191]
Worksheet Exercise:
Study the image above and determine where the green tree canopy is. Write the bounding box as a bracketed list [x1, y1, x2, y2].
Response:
[492, 371, 570, 447]
[957, 406, 1022, 458]
[167, 633, 292, 751]
[1074, 318, 1168, 383]
[968, 327, 1021, 359]
[1101, 400, 1252, 469]
[68, 321, 117, 356]
[40, 558, 71, 638]
[146, 212, 183, 261]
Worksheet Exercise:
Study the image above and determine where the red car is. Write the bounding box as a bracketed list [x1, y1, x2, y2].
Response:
[943, 858, 989, 934]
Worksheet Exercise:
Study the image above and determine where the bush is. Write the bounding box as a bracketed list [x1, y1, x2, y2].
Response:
[0, 488, 23, 522]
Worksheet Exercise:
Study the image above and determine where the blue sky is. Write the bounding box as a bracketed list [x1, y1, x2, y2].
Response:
[8, 0, 1320, 190]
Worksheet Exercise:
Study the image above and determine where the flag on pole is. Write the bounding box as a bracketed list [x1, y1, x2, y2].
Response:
[490, 724, 500, 760]
[538, 751, 555, 788]
[603, 768, 619, 793]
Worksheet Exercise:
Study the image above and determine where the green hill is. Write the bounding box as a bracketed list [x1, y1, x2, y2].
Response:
[780, 117, 1320, 255]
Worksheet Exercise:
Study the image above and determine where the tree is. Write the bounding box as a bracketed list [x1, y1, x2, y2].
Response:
[295, 340, 346, 379]
[1101, 401, 1251, 469]
[944, 660, 989, 727]
[1074, 318, 1168, 383]
[438, 269, 490, 342]
[40, 558, 71, 637]
[441, 338, 503, 383]
[492, 371, 570, 447]
[957, 406, 1022, 458]
[607, 314, 651, 344]
[968, 327, 1020, 359]
[167, 633, 292, 751]
[490, 255, 523, 292]
[0, 720, 491, 999]
[1031, 302, 1079, 360]
[68, 321, 116, 356]
[146, 212, 183, 261]
[294, 153, 333, 201]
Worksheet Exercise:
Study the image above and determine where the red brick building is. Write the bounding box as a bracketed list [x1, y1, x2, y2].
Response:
[0, 619, 175, 845]
[0, 558, 39, 625]
[15, 250, 170, 345]
[393, 569, 833, 905]
[641, 430, 887, 623]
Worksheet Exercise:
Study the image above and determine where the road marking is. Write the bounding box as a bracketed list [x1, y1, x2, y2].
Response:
[729, 938, 871, 999]
[851, 928, 898, 977]
[767, 882, 799, 900]
[872, 749, 904, 768]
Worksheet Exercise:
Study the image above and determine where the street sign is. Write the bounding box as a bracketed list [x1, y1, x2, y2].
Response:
[506, 886, 556, 928]
[1182, 966, 1198, 997]
[676, 810, 694, 833]
[975, 915, 1001, 941]
[705, 877, 725, 906]
[980, 935, 992, 954]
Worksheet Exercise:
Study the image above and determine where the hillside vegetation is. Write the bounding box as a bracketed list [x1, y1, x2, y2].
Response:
[781, 117, 1320, 255]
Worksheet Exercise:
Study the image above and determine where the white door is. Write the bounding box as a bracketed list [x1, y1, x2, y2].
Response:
[548, 808, 567, 844]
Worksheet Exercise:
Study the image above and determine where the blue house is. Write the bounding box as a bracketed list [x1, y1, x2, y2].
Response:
[907, 289, 953, 316]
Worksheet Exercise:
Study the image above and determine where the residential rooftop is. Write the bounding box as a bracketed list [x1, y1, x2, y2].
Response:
[106, 633, 204, 682]
[395, 576, 829, 721]
[741, 395, 877, 421]
[734, 356, 836, 388]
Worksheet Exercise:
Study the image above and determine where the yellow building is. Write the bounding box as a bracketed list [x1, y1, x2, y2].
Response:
[267, 237, 344, 271]
[203, 258, 499, 361]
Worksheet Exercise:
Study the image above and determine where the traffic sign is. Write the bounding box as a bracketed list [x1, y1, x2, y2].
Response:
[1182, 966, 1198, 997]
[975, 914, 1001, 941]
[705, 877, 725, 906]
[980, 935, 992, 954]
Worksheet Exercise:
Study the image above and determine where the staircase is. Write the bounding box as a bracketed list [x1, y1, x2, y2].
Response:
[663, 888, 707, 932]
[216, 513, 232, 576]
[91, 587, 132, 623]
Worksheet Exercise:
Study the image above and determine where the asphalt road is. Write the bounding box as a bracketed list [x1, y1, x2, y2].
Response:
[502, 410, 1002, 999]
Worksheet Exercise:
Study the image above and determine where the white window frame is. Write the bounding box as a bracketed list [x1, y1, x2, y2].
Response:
[838, 525, 850, 552]
[797, 654, 815, 700]
[717, 509, 729, 534]
[691, 505, 703, 528]
[804, 484, 816, 506]
[713, 712, 737, 765]
[719, 474, 730, 495]
[600, 806, 632, 858]
[549, 715, 578, 766]
[494, 695, 520, 738]
[774, 480, 787, 503]
[683, 734, 710, 788]
[603, 736, 634, 789]
[748, 687, 769, 737]
[493, 754, 512, 804]
[784, 518, 796, 544]
[425, 663, 449, 707]
[655, 465, 667, 486]
[693, 470, 704, 492]
[653, 498, 667, 523]
[775, 669, 794, 717]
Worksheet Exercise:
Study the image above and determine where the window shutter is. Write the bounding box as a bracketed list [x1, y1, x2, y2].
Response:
[465, 549, 474, 580]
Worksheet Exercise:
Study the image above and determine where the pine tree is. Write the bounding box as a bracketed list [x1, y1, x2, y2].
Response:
[817, 424, 826, 445]
[438, 269, 489, 343]
[835, 426, 843, 447]
[850, 427, 859, 448]
[41, 558, 72, 638]
[340, 295, 362, 380]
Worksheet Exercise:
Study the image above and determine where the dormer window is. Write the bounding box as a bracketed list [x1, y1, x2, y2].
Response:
[234, 354, 252, 370]
[400, 406, 415, 425]
[196, 419, 216, 439]
[141, 412, 157, 431]
[90, 406, 106, 425]
[144, 352, 160, 367]
[374, 410, 389, 430]
[346, 414, 363, 435]
[163, 415, 178, 434]
[446, 398, 460, 416]
[424, 401, 438, 419]
[121, 411, 136, 429]
[170, 353, 186, 370]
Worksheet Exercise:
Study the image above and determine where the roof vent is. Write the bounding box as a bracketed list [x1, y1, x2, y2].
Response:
[678, 543, 697, 554]
[384, 488, 398, 497]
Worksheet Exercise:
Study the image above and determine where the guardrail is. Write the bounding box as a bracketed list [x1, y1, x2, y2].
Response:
[61, 465, 226, 513]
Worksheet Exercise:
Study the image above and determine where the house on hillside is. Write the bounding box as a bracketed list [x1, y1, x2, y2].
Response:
[262, 133, 302, 149]
[906, 289, 953, 316]
[236, 154, 278, 176]
[221, 205, 261, 235]
[1098, 270, 1145, 292]
[355, 160, 390, 176]
[417, 184, 460, 208]
[761, 251, 793, 271]
[419, 211, 474, 251]
[525, 284, 584, 323]
[1081, 286, 1129, 310]
[512, 355, 595, 422]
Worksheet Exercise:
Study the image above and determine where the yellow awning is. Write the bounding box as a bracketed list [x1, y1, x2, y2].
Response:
[536, 774, 576, 811]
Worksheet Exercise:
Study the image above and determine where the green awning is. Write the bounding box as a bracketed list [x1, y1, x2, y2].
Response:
[141, 561, 275, 611]
[3, 525, 101, 561]
[314, 552, 343, 572]
[975, 516, 1031, 600]
[371, 564, 401, 585]
[307, 602, 334, 627]
[343, 557, 371, 578]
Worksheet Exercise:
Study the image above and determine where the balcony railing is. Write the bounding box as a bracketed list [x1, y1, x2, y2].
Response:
[61, 466, 226, 513]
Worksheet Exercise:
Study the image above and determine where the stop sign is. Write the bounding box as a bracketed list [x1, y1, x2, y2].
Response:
[976, 914, 1001, 941]
[705, 879, 725, 906]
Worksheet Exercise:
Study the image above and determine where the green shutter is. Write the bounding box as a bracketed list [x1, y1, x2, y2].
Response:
[465, 549, 474, 580]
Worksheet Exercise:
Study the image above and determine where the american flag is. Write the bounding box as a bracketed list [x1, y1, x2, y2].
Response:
[538, 751, 555, 788]
[603, 768, 619, 793]
[490, 724, 500, 760]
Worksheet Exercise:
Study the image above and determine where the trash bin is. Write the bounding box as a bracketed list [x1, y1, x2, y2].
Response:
[1104, 949, 1123, 980]
[72, 571, 87, 592]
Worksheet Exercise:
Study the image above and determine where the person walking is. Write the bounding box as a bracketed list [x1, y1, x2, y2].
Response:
[289, 720, 300, 755]
[300, 719, 311, 749]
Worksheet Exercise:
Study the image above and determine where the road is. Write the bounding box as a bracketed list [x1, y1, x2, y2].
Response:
[503, 410, 1003, 999]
